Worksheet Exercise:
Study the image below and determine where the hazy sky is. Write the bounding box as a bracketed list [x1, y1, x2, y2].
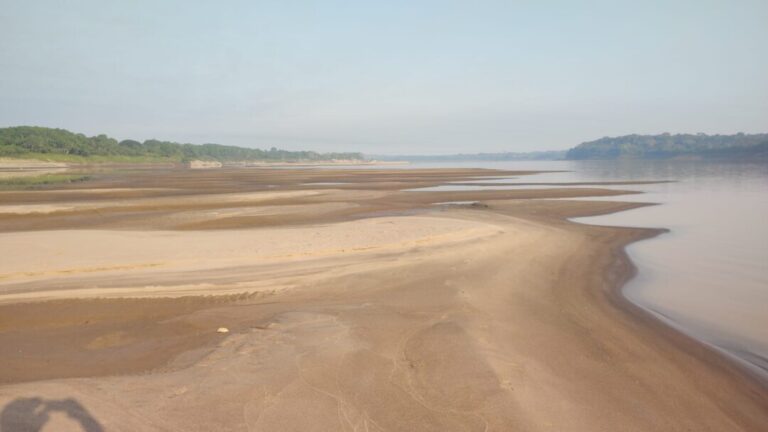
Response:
[1, 1, 766, 154]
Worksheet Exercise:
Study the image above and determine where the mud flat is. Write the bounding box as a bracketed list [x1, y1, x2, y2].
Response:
[0, 167, 765, 431]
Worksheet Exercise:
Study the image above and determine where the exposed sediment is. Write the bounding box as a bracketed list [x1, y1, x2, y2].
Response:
[0, 167, 765, 431]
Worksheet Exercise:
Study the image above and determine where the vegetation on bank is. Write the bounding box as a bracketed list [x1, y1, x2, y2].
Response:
[0, 173, 91, 189]
[373, 133, 768, 162]
[566, 133, 768, 160]
[0, 126, 365, 163]
[4, 126, 767, 164]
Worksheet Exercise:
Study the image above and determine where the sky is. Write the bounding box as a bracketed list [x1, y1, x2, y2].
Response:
[1, 1, 766, 154]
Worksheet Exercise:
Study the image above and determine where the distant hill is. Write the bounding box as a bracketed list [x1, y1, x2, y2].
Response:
[371, 150, 566, 162]
[566, 133, 768, 160]
[0, 126, 365, 163]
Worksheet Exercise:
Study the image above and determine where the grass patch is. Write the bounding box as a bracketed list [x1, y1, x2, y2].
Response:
[0, 173, 92, 189]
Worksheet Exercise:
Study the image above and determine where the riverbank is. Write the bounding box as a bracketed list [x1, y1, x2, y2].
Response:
[0, 167, 765, 431]
[0, 156, 399, 170]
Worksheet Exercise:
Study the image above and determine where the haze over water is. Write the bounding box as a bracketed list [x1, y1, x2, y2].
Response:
[409, 159, 768, 378]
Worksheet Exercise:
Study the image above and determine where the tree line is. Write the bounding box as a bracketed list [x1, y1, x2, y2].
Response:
[0, 126, 365, 162]
[566, 133, 768, 160]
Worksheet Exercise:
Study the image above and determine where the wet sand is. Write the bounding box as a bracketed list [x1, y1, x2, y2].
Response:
[0, 167, 766, 431]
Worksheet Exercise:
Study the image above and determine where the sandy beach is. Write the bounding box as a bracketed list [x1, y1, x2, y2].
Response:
[0, 167, 766, 431]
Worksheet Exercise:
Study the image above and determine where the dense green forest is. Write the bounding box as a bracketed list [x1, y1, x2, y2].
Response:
[566, 133, 768, 160]
[0, 126, 365, 162]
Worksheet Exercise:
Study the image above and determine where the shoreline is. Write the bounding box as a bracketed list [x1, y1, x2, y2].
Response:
[571, 203, 768, 388]
[0, 167, 765, 430]
[494, 197, 768, 392]
[0, 157, 407, 171]
[608, 237, 768, 388]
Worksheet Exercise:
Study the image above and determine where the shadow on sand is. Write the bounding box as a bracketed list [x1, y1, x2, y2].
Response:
[0, 397, 104, 432]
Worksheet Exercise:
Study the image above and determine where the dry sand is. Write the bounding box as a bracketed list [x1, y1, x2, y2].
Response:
[0, 159, 68, 169]
[0, 167, 765, 431]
